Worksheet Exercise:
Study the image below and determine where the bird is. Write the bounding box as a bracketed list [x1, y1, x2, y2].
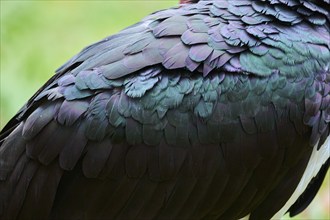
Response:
[0, 0, 329, 219]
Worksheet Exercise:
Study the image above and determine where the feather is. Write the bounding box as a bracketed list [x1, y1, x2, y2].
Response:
[25, 120, 59, 160]
[189, 44, 213, 62]
[82, 139, 113, 178]
[143, 124, 162, 146]
[118, 91, 131, 117]
[98, 177, 139, 219]
[64, 85, 93, 101]
[152, 16, 188, 37]
[59, 122, 88, 170]
[74, 45, 127, 74]
[57, 74, 75, 87]
[117, 176, 158, 219]
[22, 103, 60, 140]
[76, 71, 114, 90]
[126, 118, 142, 145]
[181, 30, 209, 45]
[163, 43, 189, 69]
[57, 100, 89, 126]
[0, 153, 28, 215]
[239, 115, 257, 135]
[164, 123, 176, 146]
[157, 158, 197, 219]
[125, 146, 147, 178]
[17, 162, 63, 220]
[304, 93, 322, 117]
[135, 183, 169, 219]
[1, 1, 330, 219]
[123, 32, 154, 55]
[100, 143, 128, 179]
[4, 159, 38, 220]
[84, 93, 113, 141]
[37, 121, 72, 165]
[0, 123, 25, 180]
[185, 56, 200, 72]
[255, 106, 276, 132]
[107, 94, 125, 127]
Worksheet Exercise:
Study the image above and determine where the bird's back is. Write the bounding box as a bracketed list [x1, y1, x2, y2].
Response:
[0, 1, 329, 219]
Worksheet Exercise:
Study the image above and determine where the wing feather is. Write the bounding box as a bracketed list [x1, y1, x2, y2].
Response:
[1, 0, 329, 219]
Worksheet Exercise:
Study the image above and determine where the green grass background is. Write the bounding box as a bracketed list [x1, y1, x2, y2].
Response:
[0, 1, 329, 219]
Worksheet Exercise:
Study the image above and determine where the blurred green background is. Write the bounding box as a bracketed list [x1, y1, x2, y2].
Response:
[0, 1, 329, 219]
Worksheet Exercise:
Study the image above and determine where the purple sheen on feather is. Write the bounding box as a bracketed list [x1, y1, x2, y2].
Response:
[185, 56, 200, 72]
[58, 74, 75, 87]
[223, 63, 241, 73]
[209, 49, 226, 61]
[57, 100, 89, 126]
[189, 44, 213, 62]
[187, 17, 209, 33]
[203, 63, 215, 76]
[203, 17, 221, 26]
[227, 47, 246, 54]
[213, 1, 229, 9]
[303, 111, 321, 126]
[229, 56, 242, 69]
[249, 45, 269, 56]
[208, 27, 226, 42]
[123, 53, 151, 70]
[246, 27, 267, 39]
[323, 85, 330, 96]
[142, 48, 164, 64]
[22, 103, 60, 140]
[216, 53, 233, 68]
[181, 30, 209, 45]
[242, 16, 264, 25]
[163, 43, 189, 69]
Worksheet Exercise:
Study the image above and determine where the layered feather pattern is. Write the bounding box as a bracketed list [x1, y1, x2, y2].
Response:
[0, 0, 329, 219]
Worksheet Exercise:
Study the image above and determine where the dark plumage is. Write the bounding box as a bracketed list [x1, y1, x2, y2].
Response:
[0, 0, 329, 219]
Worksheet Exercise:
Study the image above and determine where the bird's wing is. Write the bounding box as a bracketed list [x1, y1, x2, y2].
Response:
[0, 1, 329, 219]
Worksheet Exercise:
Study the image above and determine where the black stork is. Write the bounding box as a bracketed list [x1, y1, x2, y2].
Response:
[0, 0, 329, 219]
